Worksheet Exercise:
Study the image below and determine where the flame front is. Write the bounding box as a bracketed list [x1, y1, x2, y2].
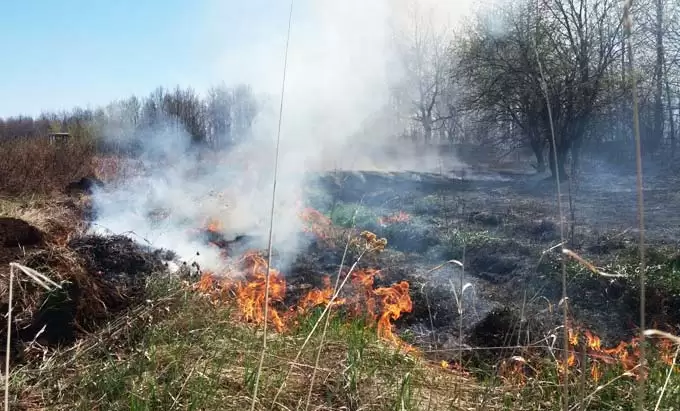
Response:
[375, 281, 413, 348]
[298, 276, 346, 312]
[378, 211, 410, 226]
[192, 222, 412, 349]
[552, 325, 679, 386]
[235, 252, 287, 332]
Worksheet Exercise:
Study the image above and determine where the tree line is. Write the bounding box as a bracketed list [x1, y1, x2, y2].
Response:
[0, 84, 259, 153]
[388, 0, 680, 178]
[2, 0, 679, 179]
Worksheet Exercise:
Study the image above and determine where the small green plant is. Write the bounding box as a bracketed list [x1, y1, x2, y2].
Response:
[444, 229, 499, 259]
[328, 202, 378, 228]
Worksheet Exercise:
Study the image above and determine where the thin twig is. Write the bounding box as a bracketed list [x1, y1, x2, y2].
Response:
[4, 266, 14, 411]
[532, 1, 570, 408]
[250, 1, 295, 410]
[623, 1, 647, 409]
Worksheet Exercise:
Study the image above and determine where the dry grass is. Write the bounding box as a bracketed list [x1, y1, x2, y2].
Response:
[0, 137, 97, 196]
[8, 282, 490, 411]
[0, 196, 135, 368]
[7, 274, 675, 410]
[0, 195, 89, 245]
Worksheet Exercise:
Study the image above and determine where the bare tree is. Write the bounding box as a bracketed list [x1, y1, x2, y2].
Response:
[391, 3, 455, 143]
[457, 0, 623, 179]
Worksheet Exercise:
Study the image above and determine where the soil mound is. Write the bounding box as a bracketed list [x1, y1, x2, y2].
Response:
[0, 217, 43, 248]
[65, 175, 104, 195]
[1, 234, 174, 361]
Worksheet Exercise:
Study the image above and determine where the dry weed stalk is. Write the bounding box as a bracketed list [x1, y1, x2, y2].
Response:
[622, 0, 647, 409]
[4, 263, 61, 411]
[250, 2, 295, 409]
[531, 1, 570, 406]
[561, 248, 627, 278]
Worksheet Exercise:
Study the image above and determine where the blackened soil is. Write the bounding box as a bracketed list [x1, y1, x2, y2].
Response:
[299, 167, 680, 356]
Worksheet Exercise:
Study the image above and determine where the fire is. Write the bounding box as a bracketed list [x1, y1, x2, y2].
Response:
[298, 276, 346, 312]
[375, 281, 413, 348]
[195, 272, 215, 294]
[550, 324, 680, 387]
[235, 252, 287, 332]
[191, 227, 413, 349]
[298, 207, 335, 244]
[591, 361, 602, 383]
[568, 327, 579, 346]
[350, 268, 382, 319]
[205, 217, 223, 233]
[584, 330, 601, 351]
[378, 211, 410, 226]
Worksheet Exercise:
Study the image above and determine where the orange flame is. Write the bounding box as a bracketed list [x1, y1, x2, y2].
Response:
[234, 252, 287, 332]
[298, 207, 335, 244]
[192, 262, 413, 349]
[374, 281, 413, 348]
[378, 211, 410, 226]
[195, 272, 215, 294]
[568, 327, 579, 346]
[585, 330, 601, 351]
[205, 217, 223, 233]
[553, 324, 679, 386]
[350, 268, 382, 320]
[191, 214, 413, 350]
[298, 276, 346, 311]
[591, 361, 602, 383]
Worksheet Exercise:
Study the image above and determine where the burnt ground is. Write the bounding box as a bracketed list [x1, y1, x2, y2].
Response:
[0, 230, 176, 363]
[288, 164, 680, 363]
[4, 162, 678, 373]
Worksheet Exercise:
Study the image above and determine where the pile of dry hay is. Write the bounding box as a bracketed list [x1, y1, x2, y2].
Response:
[0, 195, 173, 364]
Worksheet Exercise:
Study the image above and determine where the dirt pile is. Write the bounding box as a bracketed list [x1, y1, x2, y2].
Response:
[65, 175, 105, 195]
[1, 232, 174, 363]
[0, 217, 44, 248]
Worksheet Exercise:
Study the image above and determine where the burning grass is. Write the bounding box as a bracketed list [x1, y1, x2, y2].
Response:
[192, 228, 414, 351]
[3, 170, 680, 409]
[8, 279, 484, 411]
[7, 274, 679, 411]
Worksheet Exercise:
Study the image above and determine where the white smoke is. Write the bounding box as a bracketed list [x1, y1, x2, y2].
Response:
[90, 0, 477, 273]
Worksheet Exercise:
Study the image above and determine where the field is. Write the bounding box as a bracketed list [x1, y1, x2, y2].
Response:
[1, 140, 679, 410]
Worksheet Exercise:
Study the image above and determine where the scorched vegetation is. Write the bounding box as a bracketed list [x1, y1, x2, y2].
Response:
[2, 0, 680, 410]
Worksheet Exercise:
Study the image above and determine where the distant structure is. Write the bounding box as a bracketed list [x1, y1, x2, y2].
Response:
[47, 132, 71, 145]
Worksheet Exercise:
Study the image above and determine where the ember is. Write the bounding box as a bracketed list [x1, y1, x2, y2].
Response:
[377, 211, 410, 226]
[555, 324, 679, 384]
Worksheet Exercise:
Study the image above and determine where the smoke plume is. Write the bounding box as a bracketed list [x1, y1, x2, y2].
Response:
[90, 0, 475, 273]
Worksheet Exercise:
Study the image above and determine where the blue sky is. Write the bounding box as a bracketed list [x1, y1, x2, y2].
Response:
[0, 0, 474, 118]
[0, 0, 293, 117]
